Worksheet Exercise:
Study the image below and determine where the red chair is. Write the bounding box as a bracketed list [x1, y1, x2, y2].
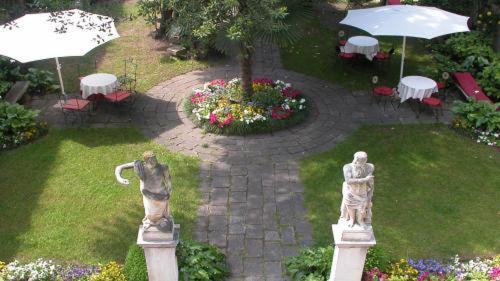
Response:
[374, 47, 395, 61]
[370, 76, 395, 111]
[419, 97, 443, 121]
[104, 90, 132, 103]
[386, 0, 401, 4]
[338, 30, 347, 46]
[336, 45, 356, 59]
[59, 94, 91, 124]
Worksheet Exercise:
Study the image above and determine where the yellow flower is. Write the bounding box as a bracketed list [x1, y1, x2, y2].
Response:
[0, 260, 5, 272]
[477, 20, 482, 24]
[90, 262, 126, 281]
[486, 11, 492, 16]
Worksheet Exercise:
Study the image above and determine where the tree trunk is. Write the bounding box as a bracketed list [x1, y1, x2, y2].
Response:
[240, 47, 254, 98]
[492, 2, 500, 52]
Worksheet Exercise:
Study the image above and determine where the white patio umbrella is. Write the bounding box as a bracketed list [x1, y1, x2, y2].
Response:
[340, 5, 470, 80]
[0, 9, 119, 96]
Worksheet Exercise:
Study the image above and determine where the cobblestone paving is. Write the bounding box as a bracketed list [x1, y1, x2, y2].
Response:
[28, 42, 452, 281]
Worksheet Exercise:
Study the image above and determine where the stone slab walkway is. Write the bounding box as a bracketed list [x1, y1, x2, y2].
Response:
[28, 42, 452, 281]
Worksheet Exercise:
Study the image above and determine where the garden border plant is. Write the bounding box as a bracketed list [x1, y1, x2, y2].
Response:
[184, 77, 310, 135]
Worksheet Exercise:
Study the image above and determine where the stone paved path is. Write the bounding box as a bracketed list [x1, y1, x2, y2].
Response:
[28, 42, 452, 281]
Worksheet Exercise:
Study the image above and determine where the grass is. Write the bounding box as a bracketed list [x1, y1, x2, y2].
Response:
[32, 0, 220, 94]
[0, 128, 200, 264]
[281, 17, 434, 91]
[300, 124, 500, 258]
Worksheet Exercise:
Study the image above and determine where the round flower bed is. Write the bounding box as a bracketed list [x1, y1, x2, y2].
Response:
[184, 77, 309, 135]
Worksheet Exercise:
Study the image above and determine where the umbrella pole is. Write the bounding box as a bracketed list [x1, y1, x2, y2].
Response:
[55, 57, 66, 98]
[399, 36, 406, 81]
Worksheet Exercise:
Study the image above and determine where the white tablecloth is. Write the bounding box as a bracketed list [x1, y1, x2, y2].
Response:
[344, 36, 379, 60]
[80, 73, 118, 99]
[397, 76, 438, 102]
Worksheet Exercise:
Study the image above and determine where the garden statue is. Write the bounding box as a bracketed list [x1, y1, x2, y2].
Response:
[115, 151, 174, 232]
[340, 151, 374, 228]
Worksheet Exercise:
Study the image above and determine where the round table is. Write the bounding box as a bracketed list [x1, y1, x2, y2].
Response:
[397, 76, 438, 103]
[80, 73, 118, 99]
[344, 36, 379, 60]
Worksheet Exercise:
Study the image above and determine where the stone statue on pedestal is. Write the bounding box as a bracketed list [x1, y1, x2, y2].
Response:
[115, 151, 174, 232]
[328, 151, 377, 281]
[340, 151, 374, 228]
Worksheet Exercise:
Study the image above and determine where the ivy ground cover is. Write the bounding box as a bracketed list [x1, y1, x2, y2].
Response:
[300, 124, 500, 258]
[184, 78, 308, 135]
[0, 128, 200, 263]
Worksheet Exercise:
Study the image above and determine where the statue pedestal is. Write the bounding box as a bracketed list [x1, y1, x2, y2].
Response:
[328, 220, 376, 281]
[137, 224, 180, 281]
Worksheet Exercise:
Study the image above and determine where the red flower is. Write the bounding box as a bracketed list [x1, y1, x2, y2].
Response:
[252, 77, 274, 85]
[210, 79, 226, 87]
[282, 87, 300, 98]
[271, 106, 293, 120]
[218, 113, 233, 128]
[209, 113, 218, 124]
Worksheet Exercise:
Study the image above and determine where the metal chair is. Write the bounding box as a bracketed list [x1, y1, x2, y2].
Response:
[59, 93, 91, 124]
[370, 75, 395, 111]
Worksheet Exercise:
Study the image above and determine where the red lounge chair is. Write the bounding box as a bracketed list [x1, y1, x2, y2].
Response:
[387, 0, 401, 4]
[452, 72, 493, 104]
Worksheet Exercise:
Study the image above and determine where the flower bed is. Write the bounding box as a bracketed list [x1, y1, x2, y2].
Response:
[184, 77, 309, 135]
[285, 246, 500, 281]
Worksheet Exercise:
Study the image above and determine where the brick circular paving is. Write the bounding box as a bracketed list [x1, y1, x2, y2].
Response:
[30, 43, 451, 281]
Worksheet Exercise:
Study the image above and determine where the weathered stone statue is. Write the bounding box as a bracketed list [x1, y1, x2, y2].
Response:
[340, 151, 374, 228]
[115, 151, 174, 232]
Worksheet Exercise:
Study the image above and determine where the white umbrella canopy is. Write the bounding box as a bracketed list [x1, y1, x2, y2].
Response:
[340, 5, 470, 79]
[0, 9, 119, 95]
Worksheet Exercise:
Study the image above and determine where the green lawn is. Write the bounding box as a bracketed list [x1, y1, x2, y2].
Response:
[0, 128, 200, 263]
[300, 124, 500, 258]
[33, 0, 219, 94]
[281, 17, 434, 90]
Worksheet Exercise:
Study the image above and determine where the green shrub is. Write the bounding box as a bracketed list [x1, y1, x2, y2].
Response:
[0, 56, 22, 98]
[285, 246, 333, 281]
[365, 246, 391, 272]
[477, 60, 500, 99]
[0, 101, 47, 150]
[177, 240, 228, 281]
[439, 32, 494, 63]
[123, 241, 228, 281]
[451, 98, 500, 133]
[123, 245, 148, 281]
[24, 68, 59, 95]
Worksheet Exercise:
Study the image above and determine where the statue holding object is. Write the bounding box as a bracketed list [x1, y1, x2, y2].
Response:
[115, 151, 174, 232]
[340, 151, 374, 228]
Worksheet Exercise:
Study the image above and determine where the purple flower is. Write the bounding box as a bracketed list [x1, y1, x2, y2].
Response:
[408, 258, 451, 276]
[58, 264, 100, 281]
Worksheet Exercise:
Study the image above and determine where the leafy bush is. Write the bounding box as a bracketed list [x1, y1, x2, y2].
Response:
[285, 246, 333, 281]
[0, 101, 47, 150]
[123, 241, 229, 281]
[451, 99, 500, 133]
[24, 68, 59, 95]
[0, 56, 22, 98]
[123, 245, 148, 281]
[477, 60, 500, 99]
[365, 246, 391, 272]
[177, 241, 229, 281]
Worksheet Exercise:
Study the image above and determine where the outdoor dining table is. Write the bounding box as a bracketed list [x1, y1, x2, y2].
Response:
[397, 76, 438, 103]
[80, 73, 119, 99]
[344, 36, 379, 60]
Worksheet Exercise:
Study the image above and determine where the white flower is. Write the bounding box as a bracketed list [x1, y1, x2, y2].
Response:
[300, 98, 305, 103]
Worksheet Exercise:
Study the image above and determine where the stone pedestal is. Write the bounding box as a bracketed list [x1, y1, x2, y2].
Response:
[137, 224, 180, 281]
[328, 220, 376, 281]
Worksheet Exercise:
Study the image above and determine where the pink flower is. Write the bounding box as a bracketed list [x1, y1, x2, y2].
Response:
[209, 113, 218, 124]
[191, 92, 206, 104]
[252, 77, 274, 85]
[209, 79, 226, 87]
[490, 267, 500, 280]
[282, 87, 300, 98]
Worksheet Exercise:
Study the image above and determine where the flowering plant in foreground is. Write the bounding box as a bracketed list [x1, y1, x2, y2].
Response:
[186, 78, 307, 134]
[366, 255, 500, 281]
